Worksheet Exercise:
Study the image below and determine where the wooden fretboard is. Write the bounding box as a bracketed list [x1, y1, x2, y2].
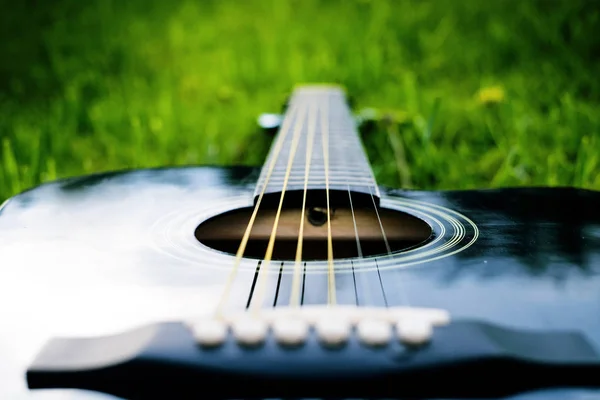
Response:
[254, 85, 380, 207]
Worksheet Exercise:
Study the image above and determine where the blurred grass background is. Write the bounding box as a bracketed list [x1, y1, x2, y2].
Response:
[0, 0, 598, 201]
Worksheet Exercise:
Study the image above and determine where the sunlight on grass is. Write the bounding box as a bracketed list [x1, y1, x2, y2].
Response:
[0, 0, 598, 200]
[476, 86, 505, 105]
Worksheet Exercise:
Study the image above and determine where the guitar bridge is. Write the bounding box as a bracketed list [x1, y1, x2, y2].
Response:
[26, 305, 600, 399]
[189, 305, 449, 348]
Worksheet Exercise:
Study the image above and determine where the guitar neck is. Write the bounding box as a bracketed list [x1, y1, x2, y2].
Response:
[254, 85, 380, 207]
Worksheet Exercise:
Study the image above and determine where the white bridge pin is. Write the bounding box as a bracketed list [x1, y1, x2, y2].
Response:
[191, 319, 228, 347]
[357, 318, 392, 346]
[396, 318, 433, 346]
[316, 318, 351, 347]
[232, 317, 268, 347]
[207, 305, 447, 349]
[272, 318, 309, 346]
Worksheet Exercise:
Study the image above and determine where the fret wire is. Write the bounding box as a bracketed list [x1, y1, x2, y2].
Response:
[262, 182, 377, 186]
[264, 170, 371, 177]
[261, 174, 375, 179]
[260, 175, 376, 182]
[262, 172, 374, 177]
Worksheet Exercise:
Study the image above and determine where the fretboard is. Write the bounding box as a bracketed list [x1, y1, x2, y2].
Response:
[254, 85, 380, 207]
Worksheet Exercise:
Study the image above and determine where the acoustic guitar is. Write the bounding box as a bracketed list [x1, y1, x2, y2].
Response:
[1, 85, 600, 399]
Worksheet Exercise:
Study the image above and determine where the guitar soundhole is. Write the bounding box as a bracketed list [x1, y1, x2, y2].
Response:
[195, 206, 432, 261]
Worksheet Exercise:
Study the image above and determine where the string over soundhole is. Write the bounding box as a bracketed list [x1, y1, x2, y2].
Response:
[195, 205, 432, 261]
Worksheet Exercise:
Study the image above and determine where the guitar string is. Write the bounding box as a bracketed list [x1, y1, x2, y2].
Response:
[347, 186, 363, 261]
[346, 183, 373, 306]
[339, 96, 375, 307]
[249, 98, 309, 313]
[321, 92, 336, 306]
[369, 185, 410, 306]
[214, 100, 302, 317]
[289, 100, 317, 307]
[370, 188, 391, 254]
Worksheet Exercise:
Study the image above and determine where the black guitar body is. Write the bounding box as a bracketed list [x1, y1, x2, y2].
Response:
[1, 165, 600, 399]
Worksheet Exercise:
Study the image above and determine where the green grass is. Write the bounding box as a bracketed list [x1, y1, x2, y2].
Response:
[1, 0, 599, 201]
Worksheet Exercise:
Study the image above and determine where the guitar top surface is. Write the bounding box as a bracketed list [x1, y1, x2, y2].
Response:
[1, 165, 600, 399]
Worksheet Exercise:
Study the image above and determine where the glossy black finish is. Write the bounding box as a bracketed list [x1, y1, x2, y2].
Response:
[26, 320, 600, 399]
[1, 166, 600, 399]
